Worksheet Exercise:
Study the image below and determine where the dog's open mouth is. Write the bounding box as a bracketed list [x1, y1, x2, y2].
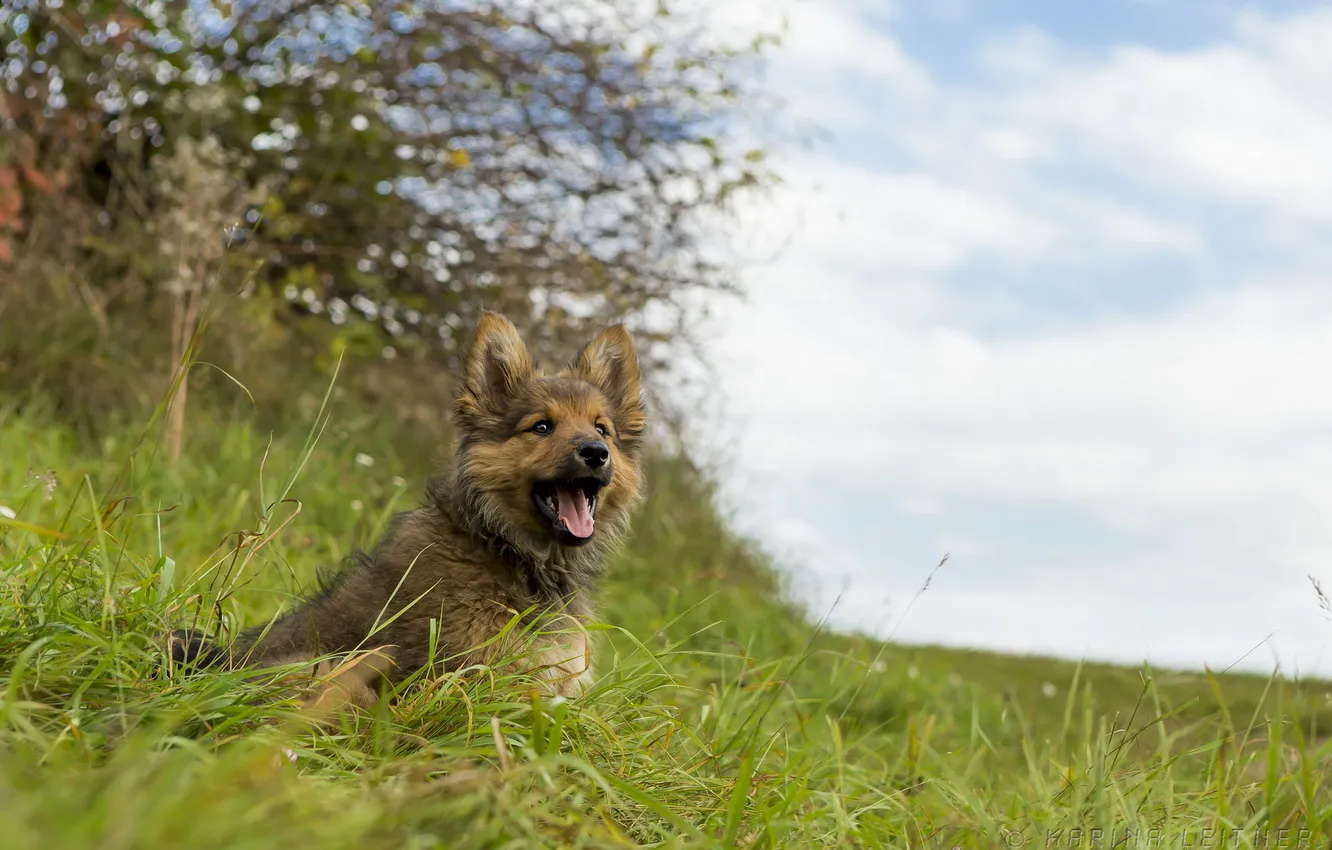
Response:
[533, 479, 602, 542]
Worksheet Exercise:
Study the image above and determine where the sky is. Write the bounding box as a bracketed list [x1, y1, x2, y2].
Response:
[694, 0, 1332, 676]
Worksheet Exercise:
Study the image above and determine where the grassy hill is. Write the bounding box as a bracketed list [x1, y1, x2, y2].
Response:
[0, 395, 1329, 848]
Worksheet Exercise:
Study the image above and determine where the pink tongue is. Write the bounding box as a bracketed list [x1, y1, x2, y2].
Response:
[555, 486, 594, 538]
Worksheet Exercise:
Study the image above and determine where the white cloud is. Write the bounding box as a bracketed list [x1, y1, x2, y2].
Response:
[736, 161, 1058, 274]
[708, 0, 918, 82]
[994, 10, 1332, 225]
[706, 3, 1332, 673]
[976, 26, 1066, 79]
[704, 0, 931, 130]
[732, 157, 1200, 289]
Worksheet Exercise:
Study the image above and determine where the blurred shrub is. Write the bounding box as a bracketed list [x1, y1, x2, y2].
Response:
[0, 0, 775, 432]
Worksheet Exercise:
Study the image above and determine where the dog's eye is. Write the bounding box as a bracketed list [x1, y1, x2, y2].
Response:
[530, 420, 554, 436]
[595, 423, 608, 437]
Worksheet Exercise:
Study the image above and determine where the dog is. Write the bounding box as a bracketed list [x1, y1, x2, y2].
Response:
[169, 311, 647, 717]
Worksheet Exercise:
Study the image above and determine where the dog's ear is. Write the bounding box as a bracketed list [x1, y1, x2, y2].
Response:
[458, 312, 534, 419]
[572, 325, 646, 450]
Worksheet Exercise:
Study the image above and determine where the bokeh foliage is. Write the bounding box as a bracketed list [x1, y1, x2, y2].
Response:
[0, 0, 772, 373]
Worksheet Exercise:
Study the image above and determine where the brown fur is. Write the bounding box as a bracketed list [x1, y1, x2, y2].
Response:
[173, 312, 646, 715]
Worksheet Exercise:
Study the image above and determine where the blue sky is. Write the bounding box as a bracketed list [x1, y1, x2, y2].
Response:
[699, 0, 1332, 674]
[896, 0, 1319, 69]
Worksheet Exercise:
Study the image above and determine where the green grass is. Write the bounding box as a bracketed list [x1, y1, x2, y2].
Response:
[1, 400, 1330, 849]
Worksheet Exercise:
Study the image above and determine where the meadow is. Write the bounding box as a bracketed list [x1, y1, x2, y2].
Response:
[1, 370, 1329, 849]
[5, 1, 1329, 845]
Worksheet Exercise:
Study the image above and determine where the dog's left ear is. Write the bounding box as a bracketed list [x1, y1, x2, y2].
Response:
[573, 325, 646, 449]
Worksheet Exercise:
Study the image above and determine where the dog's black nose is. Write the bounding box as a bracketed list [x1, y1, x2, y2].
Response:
[577, 440, 609, 468]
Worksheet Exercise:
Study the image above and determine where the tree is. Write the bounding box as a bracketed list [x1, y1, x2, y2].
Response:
[1, 0, 774, 382]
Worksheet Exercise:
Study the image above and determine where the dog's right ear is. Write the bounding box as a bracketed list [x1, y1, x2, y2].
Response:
[457, 312, 534, 419]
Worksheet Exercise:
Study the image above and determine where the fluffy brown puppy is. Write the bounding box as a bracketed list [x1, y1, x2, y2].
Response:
[170, 311, 647, 713]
